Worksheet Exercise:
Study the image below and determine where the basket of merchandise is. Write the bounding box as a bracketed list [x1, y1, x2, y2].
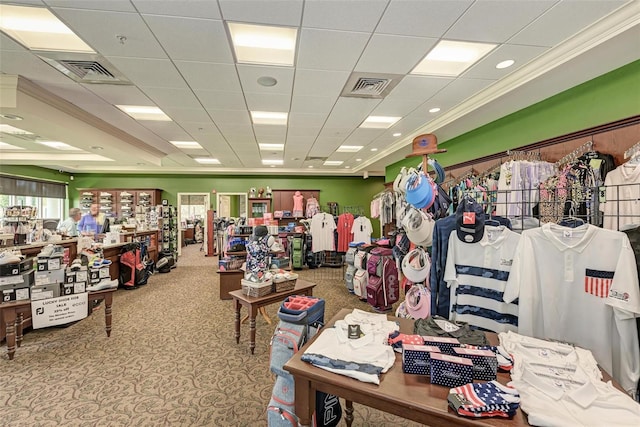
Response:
[272, 271, 298, 293]
[241, 278, 273, 297]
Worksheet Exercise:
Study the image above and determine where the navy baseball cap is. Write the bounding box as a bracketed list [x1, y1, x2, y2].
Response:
[455, 198, 485, 243]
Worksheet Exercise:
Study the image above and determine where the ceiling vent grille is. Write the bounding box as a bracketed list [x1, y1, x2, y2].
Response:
[35, 52, 132, 85]
[58, 60, 115, 80]
[341, 72, 405, 99]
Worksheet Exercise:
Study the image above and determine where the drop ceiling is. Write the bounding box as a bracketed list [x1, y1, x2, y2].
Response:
[0, 0, 638, 176]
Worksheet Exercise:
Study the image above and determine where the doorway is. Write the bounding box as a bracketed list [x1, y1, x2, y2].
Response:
[177, 192, 211, 257]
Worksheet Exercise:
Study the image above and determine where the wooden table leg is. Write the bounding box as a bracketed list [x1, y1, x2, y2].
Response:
[242, 306, 272, 324]
[259, 306, 272, 325]
[345, 400, 354, 427]
[104, 293, 113, 337]
[233, 299, 241, 344]
[293, 376, 313, 427]
[16, 312, 24, 348]
[3, 308, 17, 360]
[249, 305, 258, 355]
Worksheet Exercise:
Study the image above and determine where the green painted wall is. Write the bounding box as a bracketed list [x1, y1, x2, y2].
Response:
[0, 165, 72, 184]
[386, 59, 640, 181]
[67, 174, 385, 235]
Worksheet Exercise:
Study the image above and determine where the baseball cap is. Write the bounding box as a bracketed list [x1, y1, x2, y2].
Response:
[253, 225, 268, 240]
[456, 197, 486, 243]
[405, 171, 436, 209]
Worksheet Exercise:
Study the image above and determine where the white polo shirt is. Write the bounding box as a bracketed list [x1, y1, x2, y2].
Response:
[501, 331, 640, 425]
[601, 163, 640, 231]
[310, 212, 336, 252]
[444, 225, 520, 333]
[504, 223, 640, 394]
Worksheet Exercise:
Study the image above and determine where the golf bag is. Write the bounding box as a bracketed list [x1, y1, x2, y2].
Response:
[267, 295, 341, 427]
[119, 242, 152, 289]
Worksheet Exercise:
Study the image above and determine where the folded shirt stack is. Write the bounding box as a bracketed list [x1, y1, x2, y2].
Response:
[448, 381, 520, 418]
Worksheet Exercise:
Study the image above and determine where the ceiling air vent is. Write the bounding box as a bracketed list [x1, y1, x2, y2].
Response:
[341, 72, 405, 99]
[35, 52, 132, 85]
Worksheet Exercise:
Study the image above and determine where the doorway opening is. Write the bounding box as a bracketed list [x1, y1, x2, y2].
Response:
[177, 193, 211, 257]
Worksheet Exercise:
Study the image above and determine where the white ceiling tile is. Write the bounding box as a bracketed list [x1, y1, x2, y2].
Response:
[142, 87, 203, 110]
[370, 96, 425, 117]
[81, 84, 151, 105]
[297, 29, 370, 71]
[317, 126, 351, 140]
[105, 57, 187, 89]
[131, 0, 221, 19]
[0, 51, 75, 85]
[244, 92, 291, 112]
[445, 0, 556, 43]
[44, 0, 136, 11]
[288, 113, 327, 128]
[287, 129, 321, 140]
[254, 124, 287, 139]
[343, 128, 387, 144]
[377, 0, 473, 37]
[143, 16, 233, 63]
[163, 107, 212, 124]
[180, 123, 223, 136]
[293, 69, 350, 98]
[291, 95, 336, 115]
[137, 120, 184, 137]
[36, 82, 105, 107]
[463, 44, 550, 80]
[355, 34, 437, 74]
[218, 0, 303, 26]
[51, 8, 167, 58]
[175, 61, 242, 91]
[411, 78, 495, 116]
[208, 109, 251, 126]
[302, 0, 387, 32]
[389, 75, 453, 100]
[510, 0, 629, 47]
[323, 97, 380, 128]
[309, 138, 343, 156]
[0, 32, 29, 52]
[237, 64, 294, 95]
[196, 90, 247, 110]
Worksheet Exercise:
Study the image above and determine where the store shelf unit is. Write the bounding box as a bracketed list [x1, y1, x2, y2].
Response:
[159, 205, 178, 269]
[1, 205, 37, 246]
[76, 188, 161, 220]
[248, 198, 271, 218]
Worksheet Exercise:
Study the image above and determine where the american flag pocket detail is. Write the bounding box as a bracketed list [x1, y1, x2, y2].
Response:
[584, 269, 614, 298]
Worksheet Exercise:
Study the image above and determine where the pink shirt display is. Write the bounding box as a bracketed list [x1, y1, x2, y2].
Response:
[293, 191, 304, 215]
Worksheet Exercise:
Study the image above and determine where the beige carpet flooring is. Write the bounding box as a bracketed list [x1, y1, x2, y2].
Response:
[1, 244, 424, 426]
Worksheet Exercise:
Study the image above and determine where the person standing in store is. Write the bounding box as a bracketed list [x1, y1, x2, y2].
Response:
[78, 203, 104, 235]
[57, 207, 82, 236]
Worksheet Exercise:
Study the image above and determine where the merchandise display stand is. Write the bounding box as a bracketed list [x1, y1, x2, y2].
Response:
[405, 133, 447, 172]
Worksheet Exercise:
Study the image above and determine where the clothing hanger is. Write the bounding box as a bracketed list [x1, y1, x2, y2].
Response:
[557, 202, 585, 228]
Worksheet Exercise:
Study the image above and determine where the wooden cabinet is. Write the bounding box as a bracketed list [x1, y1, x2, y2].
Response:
[77, 188, 162, 218]
[248, 198, 271, 218]
[271, 190, 320, 227]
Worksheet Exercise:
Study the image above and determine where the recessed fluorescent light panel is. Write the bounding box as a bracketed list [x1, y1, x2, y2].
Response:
[262, 159, 283, 165]
[116, 105, 172, 121]
[194, 158, 220, 164]
[251, 111, 288, 125]
[323, 160, 343, 166]
[336, 145, 363, 153]
[0, 124, 33, 135]
[0, 141, 24, 150]
[259, 143, 284, 151]
[170, 141, 203, 149]
[228, 22, 297, 66]
[411, 40, 496, 77]
[360, 116, 401, 129]
[0, 4, 95, 53]
[36, 140, 81, 150]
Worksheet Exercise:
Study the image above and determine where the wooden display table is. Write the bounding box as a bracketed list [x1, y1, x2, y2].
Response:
[284, 309, 623, 427]
[1, 288, 116, 360]
[217, 269, 244, 300]
[229, 279, 316, 355]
